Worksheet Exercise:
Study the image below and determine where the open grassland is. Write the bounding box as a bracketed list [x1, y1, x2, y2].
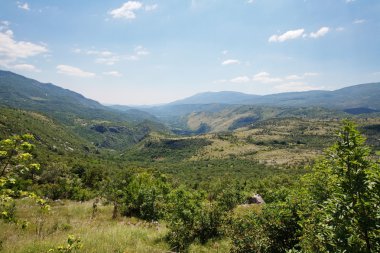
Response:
[119, 117, 380, 186]
[188, 117, 380, 166]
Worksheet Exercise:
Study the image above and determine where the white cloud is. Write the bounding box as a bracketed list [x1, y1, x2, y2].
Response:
[336, 27, 345, 32]
[109, 1, 143, 19]
[71, 45, 147, 66]
[95, 56, 120, 65]
[135, 45, 149, 56]
[145, 4, 158, 11]
[0, 28, 47, 66]
[56, 65, 95, 78]
[125, 55, 139, 61]
[286, 74, 303, 80]
[253, 72, 282, 83]
[275, 82, 323, 92]
[222, 59, 240, 66]
[353, 19, 366, 24]
[17, 2, 30, 11]
[269, 29, 305, 42]
[304, 72, 319, 77]
[309, 27, 330, 38]
[86, 50, 113, 57]
[0, 21, 10, 26]
[216, 71, 319, 88]
[247, 0, 255, 3]
[346, 0, 355, 3]
[230, 76, 250, 83]
[12, 64, 40, 72]
[74, 49, 121, 65]
[221, 50, 228, 55]
[0, 21, 10, 31]
[103, 71, 122, 77]
[286, 72, 319, 80]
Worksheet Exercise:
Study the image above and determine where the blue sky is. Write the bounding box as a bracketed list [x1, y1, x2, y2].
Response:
[1, 0, 379, 104]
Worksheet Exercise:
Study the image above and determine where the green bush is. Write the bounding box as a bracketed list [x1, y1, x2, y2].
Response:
[121, 172, 171, 221]
[164, 182, 241, 251]
[227, 200, 300, 253]
[165, 187, 204, 251]
[297, 121, 380, 252]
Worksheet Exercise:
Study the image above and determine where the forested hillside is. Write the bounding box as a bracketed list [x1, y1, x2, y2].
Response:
[0, 71, 379, 252]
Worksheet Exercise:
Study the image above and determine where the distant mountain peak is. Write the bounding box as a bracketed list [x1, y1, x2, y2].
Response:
[169, 82, 380, 109]
[170, 91, 259, 105]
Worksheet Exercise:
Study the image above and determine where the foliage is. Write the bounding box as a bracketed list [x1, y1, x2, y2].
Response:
[101, 171, 171, 220]
[0, 134, 49, 221]
[164, 180, 247, 251]
[164, 186, 205, 251]
[48, 235, 82, 253]
[38, 163, 93, 201]
[298, 120, 380, 252]
[226, 121, 380, 253]
[228, 199, 300, 253]
[122, 172, 171, 220]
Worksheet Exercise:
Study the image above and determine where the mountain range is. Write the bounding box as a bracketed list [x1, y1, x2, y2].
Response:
[168, 83, 380, 109]
[0, 70, 156, 124]
[0, 70, 168, 150]
[1, 69, 379, 137]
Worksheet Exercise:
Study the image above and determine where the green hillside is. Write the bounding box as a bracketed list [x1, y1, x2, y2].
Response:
[1, 71, 380, 253]
[0, 70, 170, 150]
[0, 70, 161, 124]
[148, 105, 349, 134]
[0, 107, 94, 156]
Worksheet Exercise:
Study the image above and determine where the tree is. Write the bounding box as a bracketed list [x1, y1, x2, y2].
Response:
[122, 172, 171, 221]
[0, 134, 49, 221]
[298, 120, 380, 252]
[100, 171, 131, 219]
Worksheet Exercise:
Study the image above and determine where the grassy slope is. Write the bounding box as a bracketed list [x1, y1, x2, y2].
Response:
[0, 70, 170, 151]
[113, 117, 380, 188]
[182, 106, 347, 133]
[1, 107, 378, 184]
[0, 106, 170, 156]
[1, 117, 379, 252]
[0, 107, 95, 158]
[0, 199, 230, 253]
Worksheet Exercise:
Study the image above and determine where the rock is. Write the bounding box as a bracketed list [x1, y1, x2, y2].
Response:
[247, 193, 265, 204]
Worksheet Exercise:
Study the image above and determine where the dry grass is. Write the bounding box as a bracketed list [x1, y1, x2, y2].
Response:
[0, 199, 231, 253]
[0, 199, 169, 253]
[188, 118, 344, 165]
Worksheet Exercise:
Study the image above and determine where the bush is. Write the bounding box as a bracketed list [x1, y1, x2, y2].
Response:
[121, 172, 171, 221]
[164, 183, 239, 251]
[164, 187, 204, 251]
[227, 201, 300, 253]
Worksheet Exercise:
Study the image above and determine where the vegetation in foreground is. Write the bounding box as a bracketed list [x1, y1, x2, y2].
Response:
[1, 120, 379, 252]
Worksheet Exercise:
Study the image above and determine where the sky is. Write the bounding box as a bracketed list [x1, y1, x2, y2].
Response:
[0, 0, 380, 105]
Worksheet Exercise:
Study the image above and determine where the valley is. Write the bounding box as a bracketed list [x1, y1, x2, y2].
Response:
[1, 71, 380, 252]
[1, 1, 380, 251]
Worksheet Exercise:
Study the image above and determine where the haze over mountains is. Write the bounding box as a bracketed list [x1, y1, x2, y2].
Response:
[1, 70, 379, 136]
[2, 70, 379, 112]
[169, 83, 380, 109]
